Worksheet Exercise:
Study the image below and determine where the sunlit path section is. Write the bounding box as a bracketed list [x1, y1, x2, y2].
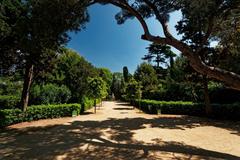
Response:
[1, 101, 240, 160]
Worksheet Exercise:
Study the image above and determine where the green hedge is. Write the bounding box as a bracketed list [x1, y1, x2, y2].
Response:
[132, 99, 204, 115]
[210, 103, 240, 120]
[0, 95, 20, 109]
[132, 99, 240, 120]
[0, 104, 80, 127]
[80, 97, 101, 114]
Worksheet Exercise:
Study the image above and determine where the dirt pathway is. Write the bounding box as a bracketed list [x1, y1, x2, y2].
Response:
[1, 101, 240, 160]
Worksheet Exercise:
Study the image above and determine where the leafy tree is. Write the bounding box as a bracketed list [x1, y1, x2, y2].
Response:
[87, 77, 108, 113]
[97, 67, 113, 96]
[125, 78, 142, 102]
[143, 43, 176, 78]
[111, 72, 125, 100]
[1, 0, 89, 111]
[0, 0, 25, 74]
[30, 83, 71, 105]
[90, 0, 240, 91]
[0, 77, 23, 97]
[134, 62, 158, 98]
[123, 66, 130, 83]
[50, 49, 97, 103]
[143, 44, 175, 68]
[171, 56, 204, 101]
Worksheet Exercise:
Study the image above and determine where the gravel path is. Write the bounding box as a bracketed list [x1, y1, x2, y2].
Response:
[1, 101, 240, 160]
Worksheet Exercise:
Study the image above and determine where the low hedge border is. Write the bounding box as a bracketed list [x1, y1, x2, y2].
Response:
[0, 104, 80, 128]
[131, 99, 240, 120]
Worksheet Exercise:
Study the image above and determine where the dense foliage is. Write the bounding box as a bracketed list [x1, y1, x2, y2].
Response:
[80, 97, 100, 114]
[45, 49, 98, 103]
[0, 104, 80, 127]
[30, 84, 71, 105]
[87, 77, 108, 101]
[125, 78, 142, 102]
[111, 72, 125, 100]
[132, 99, 240, 120]
[0, 49, 111, 112]
[0, 0, 90, 110]
[0, 95, 20, 109]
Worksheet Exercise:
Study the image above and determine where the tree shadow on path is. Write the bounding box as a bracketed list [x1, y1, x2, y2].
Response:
[1, 116, 240, 160]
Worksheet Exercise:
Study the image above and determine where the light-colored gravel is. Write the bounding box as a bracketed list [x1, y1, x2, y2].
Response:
[1, 101, 240, 160]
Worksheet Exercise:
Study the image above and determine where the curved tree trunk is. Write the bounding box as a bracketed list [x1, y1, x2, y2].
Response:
[147, 36, 240, 91]
[92, 0, 240, 91]
[21, 63, 34, 112]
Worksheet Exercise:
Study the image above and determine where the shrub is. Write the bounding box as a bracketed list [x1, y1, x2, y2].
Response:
[0, 95, 20, 109]
[80, 97, 101, 113]
[0, 109, 23, 127]
[132, 99, 240, 120]
[0, 103, 80, 127]
[30, 84, 71, 105]
[132, 99, 204, 115]
[211, 103, 240, 120]
[210, 88, 240, 104]
[0, 78, 23, 96]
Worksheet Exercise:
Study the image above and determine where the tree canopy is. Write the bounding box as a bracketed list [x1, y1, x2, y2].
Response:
[0, 0, 89, 110]
[134, 62, 158, 93]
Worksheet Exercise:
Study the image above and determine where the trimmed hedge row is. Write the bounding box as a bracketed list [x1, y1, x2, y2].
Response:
[0, 95, 20, 109]
[131, 99, 240, 120]
[131, 99, 204, 115]
[0, 104, 80, 127]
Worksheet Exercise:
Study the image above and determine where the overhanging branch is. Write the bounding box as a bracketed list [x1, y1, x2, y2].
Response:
[89, 0, 240, 91]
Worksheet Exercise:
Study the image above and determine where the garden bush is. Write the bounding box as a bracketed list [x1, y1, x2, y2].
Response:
[0, 78, 23, 96]
[132, 99, 204, 115]
[80, 97, 101, 113]
[132, 99, 240, 120]
[210, 103, 240, 120]
[0, 103, 80, 127]
[30, 83, 71, 105]
[210, 88, 240, 104]
[0, 109, 23, 127]
[0, 95, 20, 109]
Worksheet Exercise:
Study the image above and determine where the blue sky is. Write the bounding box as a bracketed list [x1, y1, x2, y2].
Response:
[67, 4, 182, 73]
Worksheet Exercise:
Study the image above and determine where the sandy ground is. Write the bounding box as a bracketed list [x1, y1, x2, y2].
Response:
[1, 101, 240, 160]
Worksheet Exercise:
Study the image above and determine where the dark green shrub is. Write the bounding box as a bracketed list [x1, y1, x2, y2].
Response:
[0, 109, 23, 127]
[0, 95, 20, 109]
[211, 103, 240, 120]
[30, 84, 71, 105]
[142, 82, 203, 102]
[0, 78, 23, 96]
[0, 104, 80, 127]
[210, 88, 240, 104]
[132, 99, 240, 120]
[132, 99, 203, 115]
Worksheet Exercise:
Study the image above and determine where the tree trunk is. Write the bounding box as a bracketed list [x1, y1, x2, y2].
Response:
[94, 99, 96, 114]
[21, 64, 34, 112]
[169, 56, 174, 78]
[203, 76, 212, 115]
